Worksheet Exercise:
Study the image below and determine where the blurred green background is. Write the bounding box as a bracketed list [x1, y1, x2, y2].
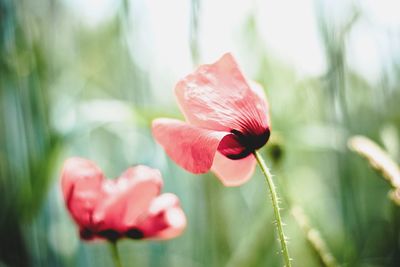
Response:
[1, 0, 400, 266]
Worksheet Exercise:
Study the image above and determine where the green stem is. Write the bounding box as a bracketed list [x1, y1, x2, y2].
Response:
[109, 242, 123, 267]
[254, 150, 292, 267]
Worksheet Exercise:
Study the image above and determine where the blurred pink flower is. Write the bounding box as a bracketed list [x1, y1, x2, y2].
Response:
[152, 53, 270, 186]
[61, 158, 186, 241]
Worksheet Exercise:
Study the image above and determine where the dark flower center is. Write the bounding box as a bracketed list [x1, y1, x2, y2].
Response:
[97, 229, 121, 242]
[80, 228, 95, 240]
[218, 128, 270, 160]
[125, 228, 144, 239]
[80, 227, 145, 241]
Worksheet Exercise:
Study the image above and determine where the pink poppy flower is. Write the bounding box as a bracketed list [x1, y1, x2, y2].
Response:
[152, 53, 270, 186]
[61, 157, 186, 241]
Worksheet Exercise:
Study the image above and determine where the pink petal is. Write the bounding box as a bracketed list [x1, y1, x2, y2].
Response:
[60, 158, 104, 227]
[175, 53, 269, 135]
[152, 118, 229, 174]
[211, 152, 256, 186]
[60, 159, 186, 241]
[249, 81, 268, 102]
[138, 193, 186, 240]
[93, 166, 163, 232]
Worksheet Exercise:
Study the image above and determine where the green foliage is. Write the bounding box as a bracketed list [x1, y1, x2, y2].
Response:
[1, 0, 400, 266]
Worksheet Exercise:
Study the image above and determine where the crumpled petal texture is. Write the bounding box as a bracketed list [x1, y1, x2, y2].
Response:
[152, 53, 270, 186]
[175, 53, 269, 135]
[61, 158, 186, 241]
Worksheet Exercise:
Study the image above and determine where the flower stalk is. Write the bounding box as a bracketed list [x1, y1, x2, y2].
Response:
[109, 242, 123, 267]
[254, 150, 292, 267]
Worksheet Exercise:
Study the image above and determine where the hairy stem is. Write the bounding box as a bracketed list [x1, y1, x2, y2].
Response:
[254, 150, 292, 267]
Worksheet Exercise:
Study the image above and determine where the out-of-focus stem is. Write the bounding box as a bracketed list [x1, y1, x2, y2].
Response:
[109, 242, 123, 267]
[254, 150, 292, 267]
[291, 206, 339, 267]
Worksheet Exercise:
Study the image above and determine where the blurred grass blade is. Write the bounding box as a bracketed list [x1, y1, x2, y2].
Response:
[0, 0, 61, 265]
[190, 0, 200, 65]
[292, 206, 340, 267]
[348, 136, 400, 188]
[349, 135, 400, 205]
